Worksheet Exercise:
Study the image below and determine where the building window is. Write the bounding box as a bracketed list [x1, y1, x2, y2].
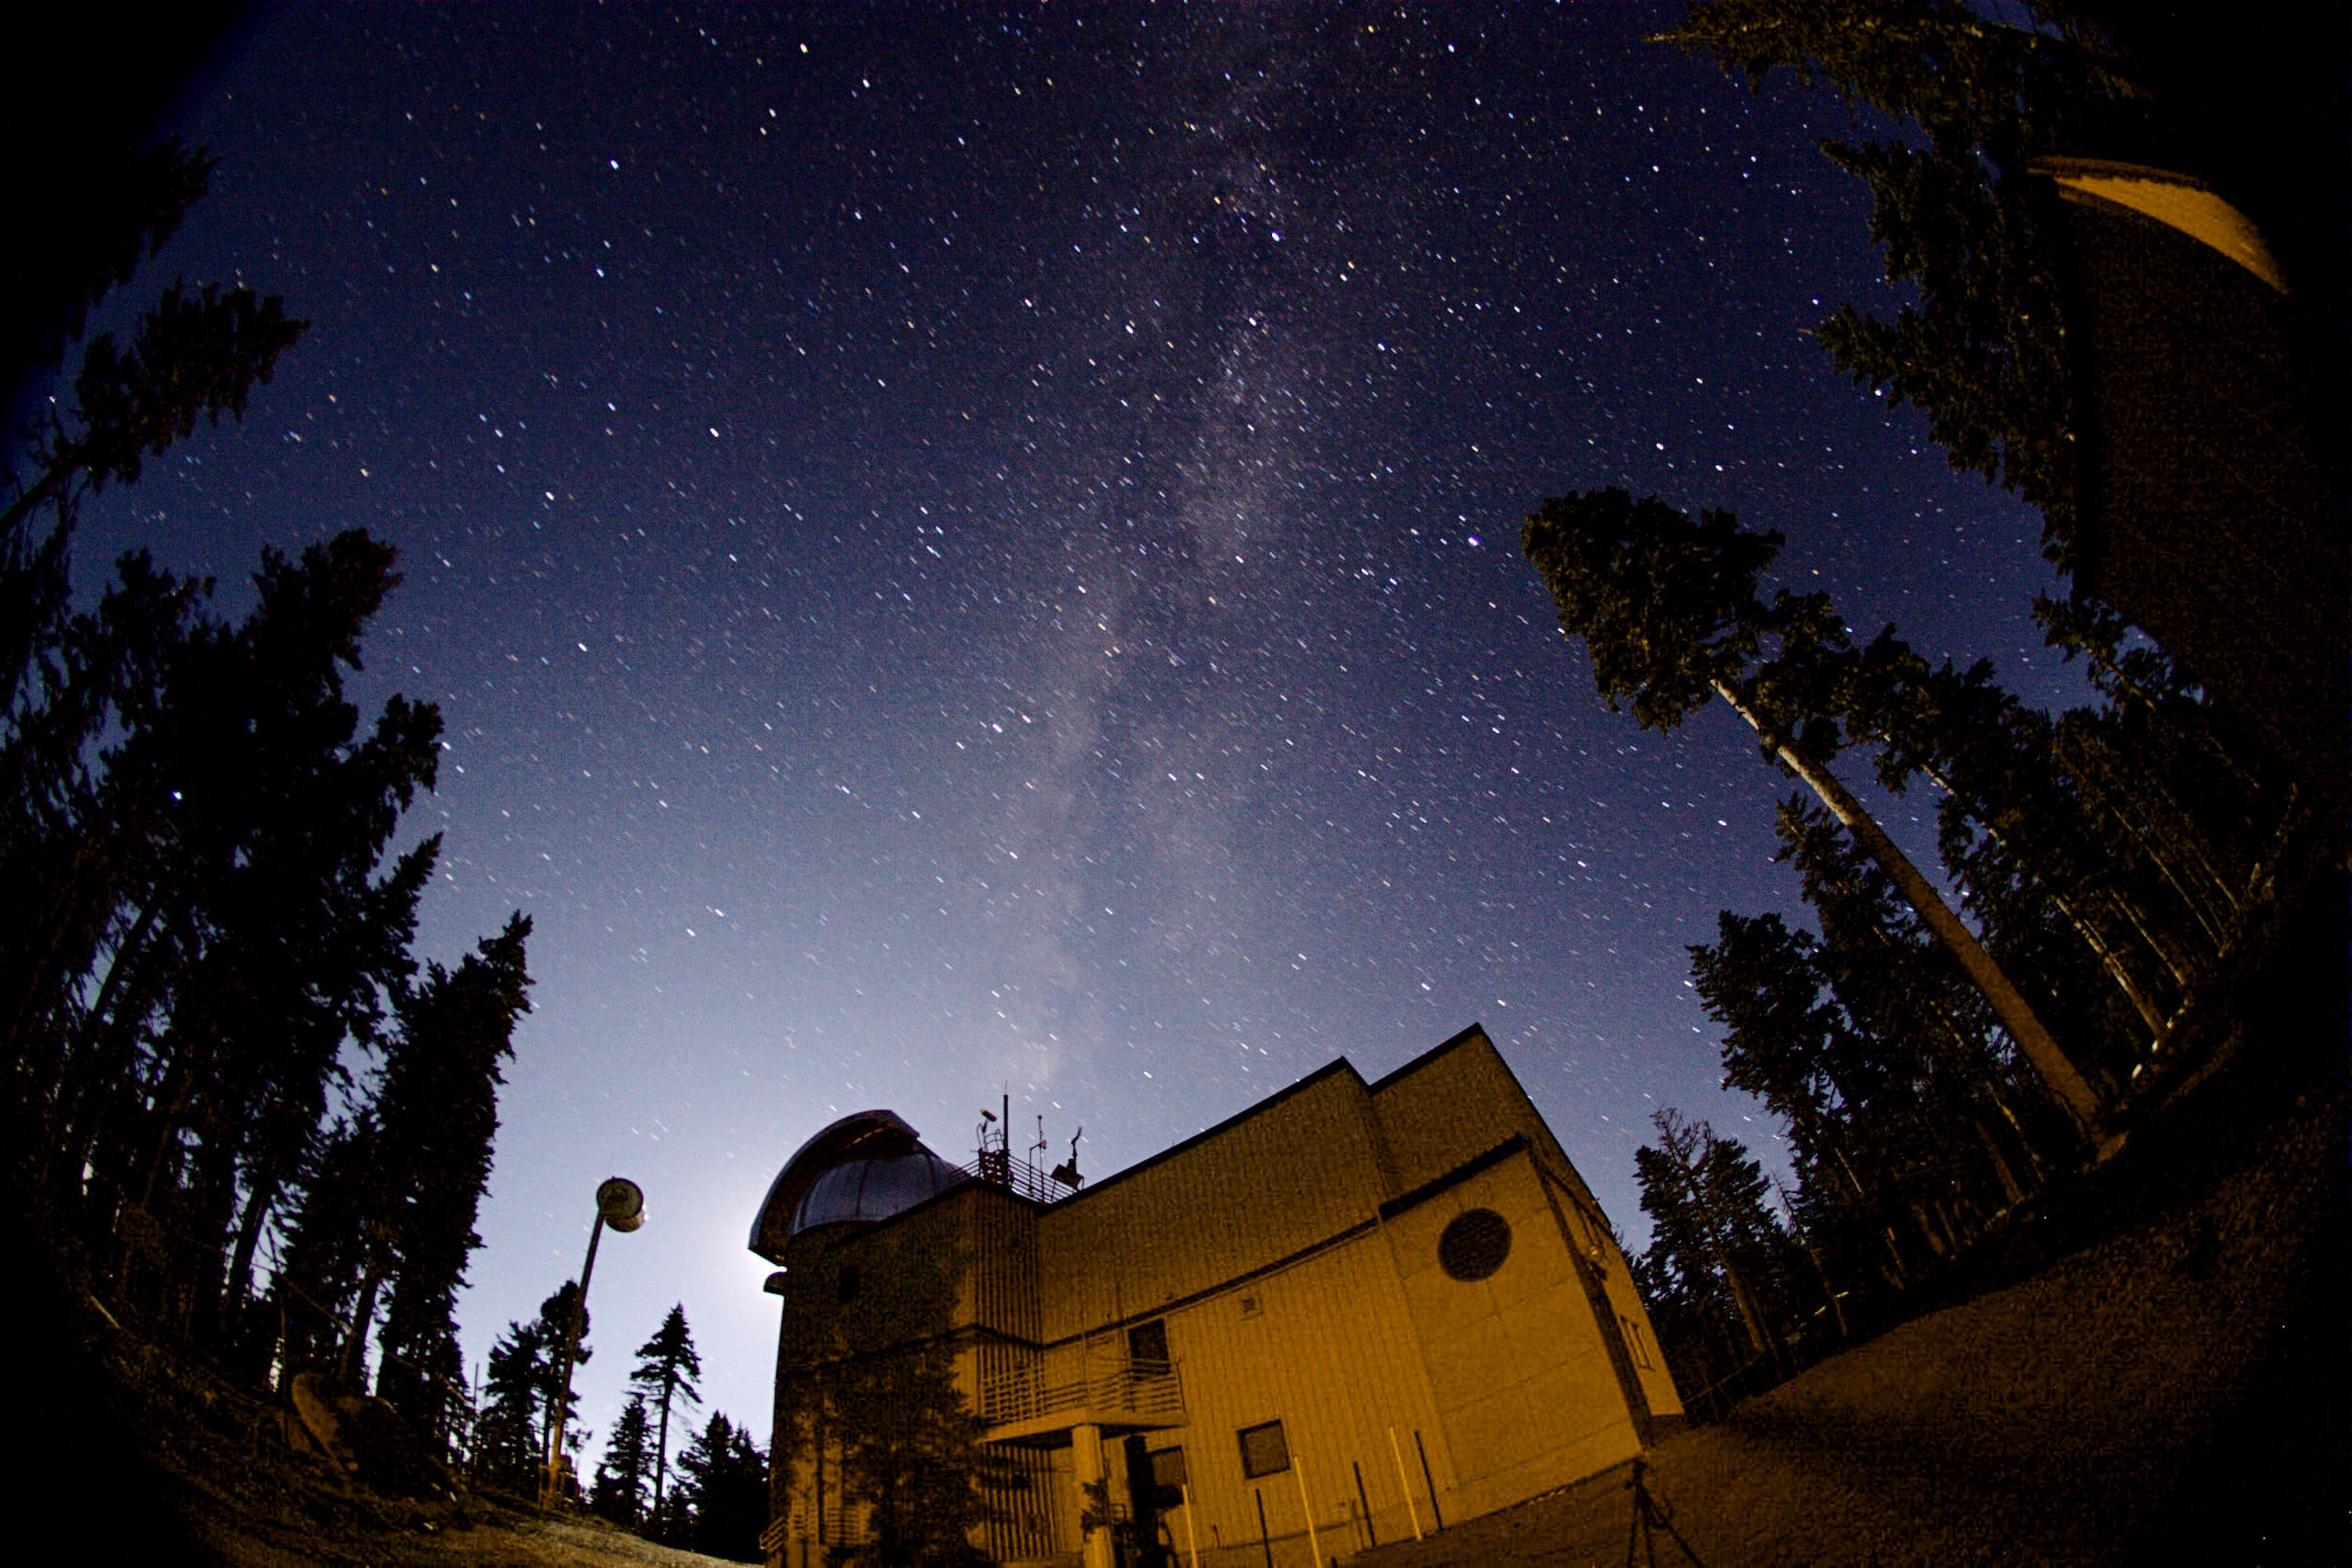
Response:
[1619, 1314, 1655, 1370]
[1147, 1445, 1188, 1502]
[1237, 1419, 1290, 1479]
[836, 1264, 862, 1304]
[1438, 1208, 1512, 1282]
[1237, 1291, 1263, 1320]
[1128, 1319, 1170, 1373]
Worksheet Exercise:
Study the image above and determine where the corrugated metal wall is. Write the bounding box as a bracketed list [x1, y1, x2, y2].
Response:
[1033, 1069, 1392, 1340]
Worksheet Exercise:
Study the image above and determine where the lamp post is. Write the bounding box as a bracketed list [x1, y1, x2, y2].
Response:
[542, 1176, 644, 1509]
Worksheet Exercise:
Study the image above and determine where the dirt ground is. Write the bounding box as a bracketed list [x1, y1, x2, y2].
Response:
[1356, 1076, 2344, 1568]
[167, 1481, 742, 1568]
[8, 1256, 741, 1568]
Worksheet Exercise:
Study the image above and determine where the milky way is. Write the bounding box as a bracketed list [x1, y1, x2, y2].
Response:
[78, 4, 2079, 1450]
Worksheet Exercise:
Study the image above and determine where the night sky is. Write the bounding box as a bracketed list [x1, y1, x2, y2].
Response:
[81, 4, 2083, 1455]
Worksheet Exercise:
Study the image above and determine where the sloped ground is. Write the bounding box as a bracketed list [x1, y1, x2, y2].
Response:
[1358, 1067, 2344, 1568]
[166, 1476, 741, 1568]
[160, 1460, 741, 1568]
[9, 1251, 739, 1568]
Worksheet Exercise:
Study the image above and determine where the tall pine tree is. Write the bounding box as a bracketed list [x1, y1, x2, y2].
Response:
[674, 1411, 770, 1562]
[629, 1304, 703, 1519]
[1522, 487, 2108, 1143]
[591, 1394, 657, 1528]
[1663, 0, 2138, 570]
[373, 915, 532, 1443]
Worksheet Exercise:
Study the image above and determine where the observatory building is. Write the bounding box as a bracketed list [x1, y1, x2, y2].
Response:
[748, 1024, 1681, 1568]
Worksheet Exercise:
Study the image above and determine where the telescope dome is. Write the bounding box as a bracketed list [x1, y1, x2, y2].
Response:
[749, 1109, 971, 1261]
[792, 1149, 967, 1233]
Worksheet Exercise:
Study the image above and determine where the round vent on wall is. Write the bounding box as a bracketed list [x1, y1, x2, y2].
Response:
[1438, 1208, 1512, 1282]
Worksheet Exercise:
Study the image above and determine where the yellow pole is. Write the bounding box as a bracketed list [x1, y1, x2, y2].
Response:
[542, 1212, 605, 1508]
[1182, 1481, 1201, 1568]
[1389, 1427, 1423, 1542]
[1295, 1456, 1322, 1567]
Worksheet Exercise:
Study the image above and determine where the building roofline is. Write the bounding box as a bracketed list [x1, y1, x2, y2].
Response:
[778, 1055, 1381, 1247]
[1045, 1054, 1368, 1210]
[1376, 1133, 1530, 1220]
[754, 1022, 1514, 1256]
[950, 1021, 1498, 1214]
[1364, 1020, 1491, 1091]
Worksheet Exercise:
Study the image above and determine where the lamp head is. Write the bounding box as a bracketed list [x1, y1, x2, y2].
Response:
[596, 1176, 645, 1232]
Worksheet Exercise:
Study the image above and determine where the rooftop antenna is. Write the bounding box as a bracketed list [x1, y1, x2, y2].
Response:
[1050, 1126, 1085, 1189]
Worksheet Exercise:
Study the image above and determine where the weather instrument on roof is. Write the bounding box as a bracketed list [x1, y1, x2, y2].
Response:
[977, 1094, 1011, 1187]
[1050, 1126, 1085, 1189]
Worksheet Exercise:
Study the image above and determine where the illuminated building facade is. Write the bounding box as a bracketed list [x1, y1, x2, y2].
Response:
[748, 1024, 1681, 1567]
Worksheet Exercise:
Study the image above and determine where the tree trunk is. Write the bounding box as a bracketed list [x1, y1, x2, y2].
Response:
[1912, 1001, 2049, 1192]
[654, 1381, 674, 1516]
[1661, 1120, 1781, 1371]
[1715, 679, 2113, 1148]
[341, 1251, 388, 1386]
[2059, 727, 2236, 952]
[1908, 757, 2173, 1037]
[1717, 1251, 1777, 1368]
[1968, 1116, 2027, 1207]
[1775, 1180, 1851, 1341]
[2048, 885, 2167, 1034]
[221, 1164, 285, 1338]
[2091, 880, 2199, 993]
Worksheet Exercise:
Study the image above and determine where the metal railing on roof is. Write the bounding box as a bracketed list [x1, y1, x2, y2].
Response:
[980, 1356, 1184, 1429]
[952, 1152, 1076, 1206]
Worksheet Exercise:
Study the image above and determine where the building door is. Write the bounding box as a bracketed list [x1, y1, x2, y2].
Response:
[1122, 1433, 1174, 1568]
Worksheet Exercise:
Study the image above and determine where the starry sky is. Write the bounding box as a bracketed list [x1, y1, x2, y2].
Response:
[79, 3, 2084, 1454]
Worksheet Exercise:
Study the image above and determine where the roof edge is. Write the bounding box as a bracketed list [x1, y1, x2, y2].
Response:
[1376, 1133, 1529, 1221]
[1048, 1054, 1368, 1209]
[1365, 1020, 1490, 1091]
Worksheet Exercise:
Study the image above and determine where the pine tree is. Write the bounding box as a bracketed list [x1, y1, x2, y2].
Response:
[629, 1304, 703, 1518]
[1, 132, 547, 1449]
[1689, 911, 1873, 1206]
[373, 915, 532, 1445]
[470, 1284, 591, 1497]
[1838, 630, 2182, 1049]
[1774, 800, 2058, 1248]
[1634, 1110, 1788, 1374]
[2036, 594, 2287, 985]
[536, 1281, 592, 1485]
[271, 1114, 384, 1384]
[1663, 0, 2137, 570]
[475, 1315, 551, 1495]
[675, 1411, 770, 1562]
[1522, 487, 2109, 1144]
[6, 130, 214, 410]
[591, 1394, 657, 1528]
[1687, 908, 1918, 1305]
[3, 277, 303, 734]
[72, 533, 443, 1348]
